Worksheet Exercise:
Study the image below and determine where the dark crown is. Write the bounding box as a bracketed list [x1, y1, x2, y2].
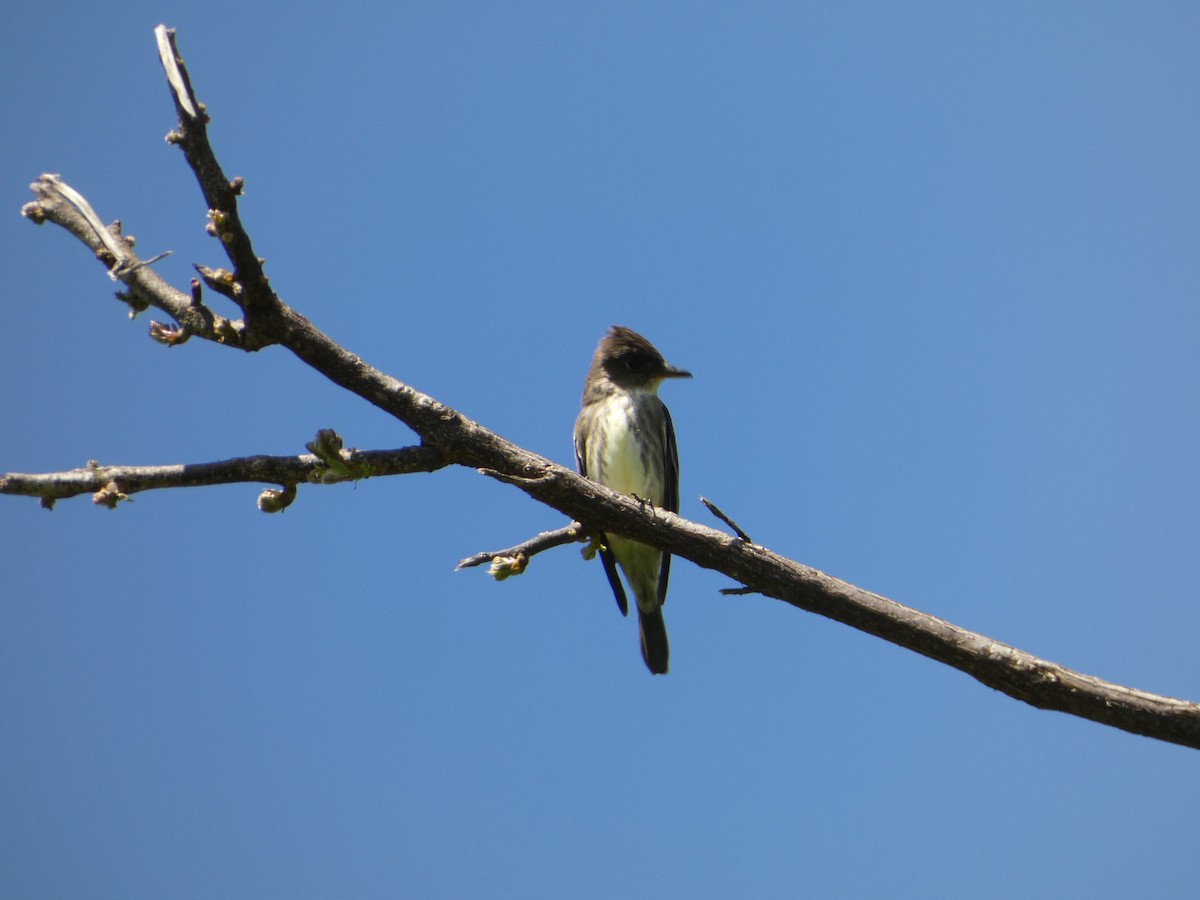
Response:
[597, 326, 669, 380]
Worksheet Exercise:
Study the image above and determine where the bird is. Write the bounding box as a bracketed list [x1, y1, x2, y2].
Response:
[573, 325, 691, 674]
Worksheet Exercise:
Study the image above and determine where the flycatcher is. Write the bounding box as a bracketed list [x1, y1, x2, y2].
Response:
[573, 326, 691, 675]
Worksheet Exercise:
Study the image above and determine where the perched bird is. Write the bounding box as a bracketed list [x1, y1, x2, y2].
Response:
[573, 326, 691, 674]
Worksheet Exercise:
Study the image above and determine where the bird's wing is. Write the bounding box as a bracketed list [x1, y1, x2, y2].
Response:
[658, 400, 680, 607]
[662, 401, 680, 514]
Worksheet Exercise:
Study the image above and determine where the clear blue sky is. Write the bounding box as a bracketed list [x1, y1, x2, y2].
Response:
[3, 3, 1198, 898]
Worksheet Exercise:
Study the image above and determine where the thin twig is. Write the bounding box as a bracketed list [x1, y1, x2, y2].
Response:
[700, 496, 753, 543]
[456, 522, 586, 570]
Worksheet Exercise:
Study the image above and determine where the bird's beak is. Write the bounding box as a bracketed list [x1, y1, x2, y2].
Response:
[660, 364, 692, 379]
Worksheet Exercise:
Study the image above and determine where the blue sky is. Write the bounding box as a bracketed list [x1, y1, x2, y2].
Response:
[3, 3, 1198, 897]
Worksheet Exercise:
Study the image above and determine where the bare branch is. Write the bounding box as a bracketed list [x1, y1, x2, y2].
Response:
[456, 523, 587, 572]
[23, 174, 251, 348]
[154, 25, 277, 334]
[1, 444, 447, 506]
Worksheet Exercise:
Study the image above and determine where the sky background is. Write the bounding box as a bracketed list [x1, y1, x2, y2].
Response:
[2, 2, 1199, 897]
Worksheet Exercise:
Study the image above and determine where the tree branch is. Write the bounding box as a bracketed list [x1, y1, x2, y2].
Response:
[10, 24, 1200, 750]
[0, 443, 447, 508]
[156, 26, 279, 335]
[456, 523, 588, 573]
[22, 174, 250, 348]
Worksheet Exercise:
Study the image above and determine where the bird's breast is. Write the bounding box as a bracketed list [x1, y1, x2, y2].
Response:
[590, 394, 665, 505]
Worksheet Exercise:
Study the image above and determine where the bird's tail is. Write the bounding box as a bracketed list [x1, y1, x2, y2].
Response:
[638, 606, 670, 675]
